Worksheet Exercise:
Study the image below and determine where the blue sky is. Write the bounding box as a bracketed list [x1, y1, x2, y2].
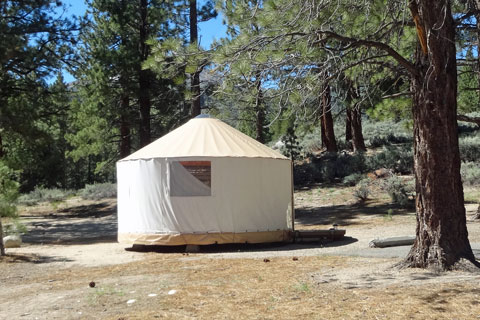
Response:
[61, 0, 227, 82]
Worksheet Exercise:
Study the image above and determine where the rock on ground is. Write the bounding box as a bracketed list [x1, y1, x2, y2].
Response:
[3, 235, 22, 248]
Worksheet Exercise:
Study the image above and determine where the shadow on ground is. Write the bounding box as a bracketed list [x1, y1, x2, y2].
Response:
[0, 253, 73, 264]
[55, 202, 116, 218]
[296, 200, 414, 227]
[22, 213, 117, 245]
[124, 236, 358, 254]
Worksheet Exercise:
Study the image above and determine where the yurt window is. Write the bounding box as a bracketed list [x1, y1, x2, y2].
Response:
[170, 161, 211, 196]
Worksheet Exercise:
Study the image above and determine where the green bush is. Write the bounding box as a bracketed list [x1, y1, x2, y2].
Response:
[353, 179, 371, 202]
[293, 152, 369, 184]
[336, 139, 352, 151]
[362, 120, 412, 148]
[294, 161, 322, 185]
[0, 162, 19, 218]
[368, 136, 389, 148]
[80, 183, 117, 200]
[366, 145, 413, 174]
[459, 136, 480, 162]
[3, 219, 27, 236]
[18, 187, 75, 205]
[300, 131, 323, 155]
[382, 175, 414, 207]
[314, 152, 367, 181]
[461, 162, 480, 186]
[343, 173, 365, 186]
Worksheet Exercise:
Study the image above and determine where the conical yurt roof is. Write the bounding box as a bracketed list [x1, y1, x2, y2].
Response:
[119, 115, 288, 161]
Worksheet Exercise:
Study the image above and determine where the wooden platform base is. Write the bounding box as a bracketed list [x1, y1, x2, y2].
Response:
[294, 229, 346, 242]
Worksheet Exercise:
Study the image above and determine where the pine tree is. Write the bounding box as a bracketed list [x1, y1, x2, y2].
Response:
[69, 0, 187, 176]
[0, 1, 77, 190]
[215, 0, 476, 270]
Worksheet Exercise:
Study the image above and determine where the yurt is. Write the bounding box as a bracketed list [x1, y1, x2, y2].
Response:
[116, 115, 294, 246]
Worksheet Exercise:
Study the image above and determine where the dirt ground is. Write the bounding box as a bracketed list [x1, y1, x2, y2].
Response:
[2, 183, 480, 319]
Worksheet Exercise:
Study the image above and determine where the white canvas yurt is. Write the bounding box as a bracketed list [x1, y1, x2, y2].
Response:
[116, 115, 294, 246]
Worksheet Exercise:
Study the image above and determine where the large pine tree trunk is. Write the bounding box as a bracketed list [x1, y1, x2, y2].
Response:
[190, 0, 201, 117]
[350, 104, 366, 152]
[138, 0, 151, 147]
[403, 0, 476, 270]
[321, 84, 338, 152]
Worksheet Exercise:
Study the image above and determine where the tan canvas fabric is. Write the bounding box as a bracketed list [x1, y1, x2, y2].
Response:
[119, 117, 287, 161]
[118, 230, 293, 246]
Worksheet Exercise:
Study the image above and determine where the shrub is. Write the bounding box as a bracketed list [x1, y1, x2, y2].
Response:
[384, 209, 394, 220]
[353, 179, 371, 202]
[312, 152, 367, 182]
[461, 162, 480, 186]
[80, 183, 117, 200]
[336, 139, 352, 152]
[459, 136, 480, 162]
[366, 145, 413, 174]
[300, 131, 323, 155]
[0, 162, 19, 219]
[3, 219, 27, 236]
[382, 175, 414, 207]
[386, 132, 410, 144]
[362, 120, 412, 148]
[368, 136, 389, 148]
[18, 187, 75, 205]
[343, 173, 365, 186]
[319, 158, 337, 183]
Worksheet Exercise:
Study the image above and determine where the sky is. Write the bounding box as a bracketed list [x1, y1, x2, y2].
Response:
[60, 0, 227, 82]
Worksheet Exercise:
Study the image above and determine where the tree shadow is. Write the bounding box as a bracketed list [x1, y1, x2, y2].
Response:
[18, 200, 118, 245]
[53, 202, 116, 219]
[22, 214, 117, 245]
[417, 287, 480, 310]
[124, 236, 358, 254]
[295, 200, 414, 227]
[1, 253, 73, 264]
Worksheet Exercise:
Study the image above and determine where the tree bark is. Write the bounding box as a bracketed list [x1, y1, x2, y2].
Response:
[345, 108, 352, 142]
[190, 0, 201, 117]
[320, 118, 326, 149]
[138, 0, 151, 147]
[403, 0, 476, 270]
[350, 104, 366, 152]
[119, 95, 131, 158]
[254, 72, 265, 143]
[320, 84, 338, 152]
[0, 218, 4, 256]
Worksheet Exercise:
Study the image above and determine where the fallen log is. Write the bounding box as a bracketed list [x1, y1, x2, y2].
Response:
[369, 236, 415, 248]
[295, 229, 346, 242]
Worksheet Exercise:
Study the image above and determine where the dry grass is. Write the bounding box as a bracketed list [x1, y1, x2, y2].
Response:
[3, 252, 480, 319]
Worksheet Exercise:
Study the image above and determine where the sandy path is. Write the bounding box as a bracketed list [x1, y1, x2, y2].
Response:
[6, 202, 480, 268]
